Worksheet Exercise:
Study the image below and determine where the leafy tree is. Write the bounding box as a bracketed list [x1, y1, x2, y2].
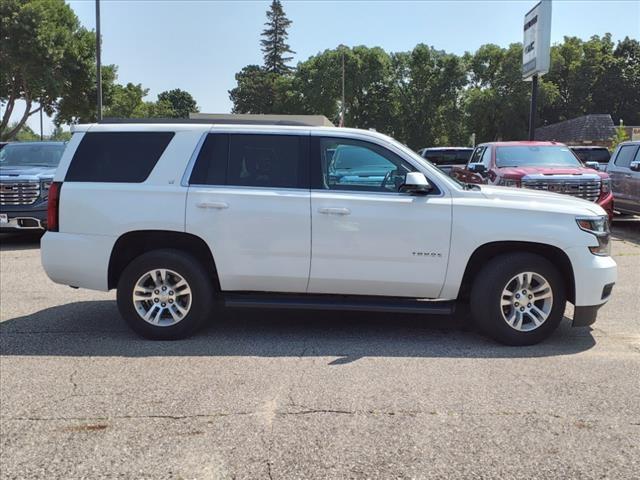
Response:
[4, 122, 39, 141]
[609, 124, 630, 151]
[49, 125, 71, 141]
[0, 0, 114, 139]
[157, 89, 199, 118]
[229, 65, 298, 114]
[261, 0, 295, 74]
[103, 83, 149, 118]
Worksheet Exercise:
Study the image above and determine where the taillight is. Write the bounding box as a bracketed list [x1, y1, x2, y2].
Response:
[47, 182, 62, 231]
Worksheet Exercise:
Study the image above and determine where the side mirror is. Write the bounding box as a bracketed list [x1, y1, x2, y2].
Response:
[468, 163, 487, 175]
[630, 161, 640, 172]
[400, 172, 432, 195]
[584, 161, 600, 171]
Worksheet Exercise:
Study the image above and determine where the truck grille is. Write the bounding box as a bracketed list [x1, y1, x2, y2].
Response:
[521, 176, 601, 202]
[0, 181, 41, 206]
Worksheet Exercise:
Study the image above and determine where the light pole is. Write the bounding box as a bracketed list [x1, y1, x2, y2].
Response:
[95, 0, 102, 121]
[338, 44, 346, 127]
[39, 108, 43, 141]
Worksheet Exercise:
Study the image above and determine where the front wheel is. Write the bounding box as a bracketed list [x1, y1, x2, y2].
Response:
[117, 249, 215, 340]
[470, 253, 566, 346]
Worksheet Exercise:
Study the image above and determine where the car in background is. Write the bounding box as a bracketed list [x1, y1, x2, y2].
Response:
[570, 146, 610, 171]
[452, 141, 614, 220]
[0, 141, 66, 230]
[605, 141, 640, 216]
[417, 147, 473, 176]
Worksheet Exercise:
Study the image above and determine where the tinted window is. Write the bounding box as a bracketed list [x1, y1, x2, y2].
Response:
[423, 149, 472, 165]
[495, 146, 581, 168]
[226, 135, 306, 188]
[318, 138, 413, 192]
[189, 134, 229, 185]
[66, 132, 173, 182]
[572, 148, 610, 163]
[614, 145, 639, 169]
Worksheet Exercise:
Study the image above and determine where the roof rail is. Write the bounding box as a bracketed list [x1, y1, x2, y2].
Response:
[99, 114, 335, 127]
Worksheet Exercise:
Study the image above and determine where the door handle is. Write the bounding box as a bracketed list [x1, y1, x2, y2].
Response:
[197, 201, 229, 209]
[318, 207, 351, 216]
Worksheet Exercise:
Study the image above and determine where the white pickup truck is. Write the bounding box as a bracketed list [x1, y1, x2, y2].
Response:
[41, 122, 617, 345]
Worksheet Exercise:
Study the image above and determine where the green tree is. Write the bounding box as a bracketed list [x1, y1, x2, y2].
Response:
[0, 0, 115, 139]
[49, 125, 71, 141]
[261, 0, 295, 74]
[4, 122, 39, 141]
[229, 65, 298, 114]
[157, 89, 199, 118]
[609, 124, 630, 151]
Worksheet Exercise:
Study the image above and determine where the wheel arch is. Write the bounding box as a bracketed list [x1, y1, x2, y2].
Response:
[458, 241, 575, 304]
[108, 230, 220, 291]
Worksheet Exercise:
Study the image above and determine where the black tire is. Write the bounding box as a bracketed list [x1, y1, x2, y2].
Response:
[116, 249, 215, 340]
[470, 253, 566, 346]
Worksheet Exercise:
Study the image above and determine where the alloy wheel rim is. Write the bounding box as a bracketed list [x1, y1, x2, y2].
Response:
[132, 269, 192, 327]
[500, 271, 553, 332]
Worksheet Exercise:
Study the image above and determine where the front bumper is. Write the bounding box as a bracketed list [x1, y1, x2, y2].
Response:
[0, 207, 47, 230]
[564, 246, 617, 327]
[597, 192, 614, 222]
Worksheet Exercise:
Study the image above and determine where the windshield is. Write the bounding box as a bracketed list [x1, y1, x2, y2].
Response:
[423, 149, 473, 165]
[495, 145, 582, 168]
[0, 143, 65, 168]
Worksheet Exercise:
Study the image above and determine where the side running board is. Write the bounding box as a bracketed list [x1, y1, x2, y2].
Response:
[223, 293, 455, 315]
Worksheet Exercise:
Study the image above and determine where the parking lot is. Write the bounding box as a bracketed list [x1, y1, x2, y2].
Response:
[0, 219, 638, 479]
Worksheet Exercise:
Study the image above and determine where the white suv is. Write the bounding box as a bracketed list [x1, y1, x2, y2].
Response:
[41, 122, 617, 345]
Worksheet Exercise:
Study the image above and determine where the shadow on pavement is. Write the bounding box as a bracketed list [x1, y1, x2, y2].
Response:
[611, 215, 640, 246]
[0, 232, 43, 251]
[0, 300, 595, 361]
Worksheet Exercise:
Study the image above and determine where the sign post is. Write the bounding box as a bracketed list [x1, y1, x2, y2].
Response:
[522, 0, 552, 140]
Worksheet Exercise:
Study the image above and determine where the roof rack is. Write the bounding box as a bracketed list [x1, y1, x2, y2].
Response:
[98, 114, 335, 128]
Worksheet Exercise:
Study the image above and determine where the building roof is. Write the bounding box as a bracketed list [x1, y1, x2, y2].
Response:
[535, 114, 615, 143]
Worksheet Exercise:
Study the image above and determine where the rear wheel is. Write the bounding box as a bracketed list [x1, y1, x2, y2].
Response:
[117, 249, 215, 340]
[470, 253, 566, 345]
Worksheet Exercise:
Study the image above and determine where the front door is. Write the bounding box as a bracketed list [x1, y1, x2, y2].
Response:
[186, 132, 311, 292]
[308, 136, 452, 298]
[608, 143, 640, 214]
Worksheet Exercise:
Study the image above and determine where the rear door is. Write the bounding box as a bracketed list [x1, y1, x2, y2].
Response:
[185, 131, 311, 292]
[608, 143, 640, 213]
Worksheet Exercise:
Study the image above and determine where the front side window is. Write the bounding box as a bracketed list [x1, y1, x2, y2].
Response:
[468, 146, 485, 165]
[66, 132, 174, 182]
[614, 145, 639, 169]
[318, 138, 413, 192]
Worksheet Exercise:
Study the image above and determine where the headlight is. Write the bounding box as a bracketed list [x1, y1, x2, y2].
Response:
[41, 179, 53, 199]
[499, 178, 519, 187]
[576, 215, 611, 256]
[600, 177, 611, 194]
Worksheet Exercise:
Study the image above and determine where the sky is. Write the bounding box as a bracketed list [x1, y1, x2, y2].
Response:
[8, 0, 640, 136]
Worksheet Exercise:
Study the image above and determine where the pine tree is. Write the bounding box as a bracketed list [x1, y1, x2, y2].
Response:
[260, 0, 295, 74]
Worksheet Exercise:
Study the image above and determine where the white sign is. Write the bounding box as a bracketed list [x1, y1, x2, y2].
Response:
[522, 0, 552, 80]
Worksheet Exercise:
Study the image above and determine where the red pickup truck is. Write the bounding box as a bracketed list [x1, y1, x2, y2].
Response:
[452, 141, 614, 219]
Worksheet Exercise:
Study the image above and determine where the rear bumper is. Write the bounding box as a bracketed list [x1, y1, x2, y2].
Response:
[41, 232, 115, 291]
[0, 208, 47, 230]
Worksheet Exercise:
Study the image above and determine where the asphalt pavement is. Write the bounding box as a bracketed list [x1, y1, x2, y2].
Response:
[1, 218, 639, 479]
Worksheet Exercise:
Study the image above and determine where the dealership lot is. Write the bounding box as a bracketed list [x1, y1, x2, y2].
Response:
[0, 220, 639, 479]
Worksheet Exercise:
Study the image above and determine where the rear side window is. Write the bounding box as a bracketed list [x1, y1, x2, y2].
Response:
[190, 133, 308, 189]
[614, 145, 639, 169]
[66, 132, 174, 182]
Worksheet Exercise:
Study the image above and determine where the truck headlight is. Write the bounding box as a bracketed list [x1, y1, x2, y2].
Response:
[576, 216, 611, 256]
[600, 178, 611, 194]
[41, 179, 53, 199]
